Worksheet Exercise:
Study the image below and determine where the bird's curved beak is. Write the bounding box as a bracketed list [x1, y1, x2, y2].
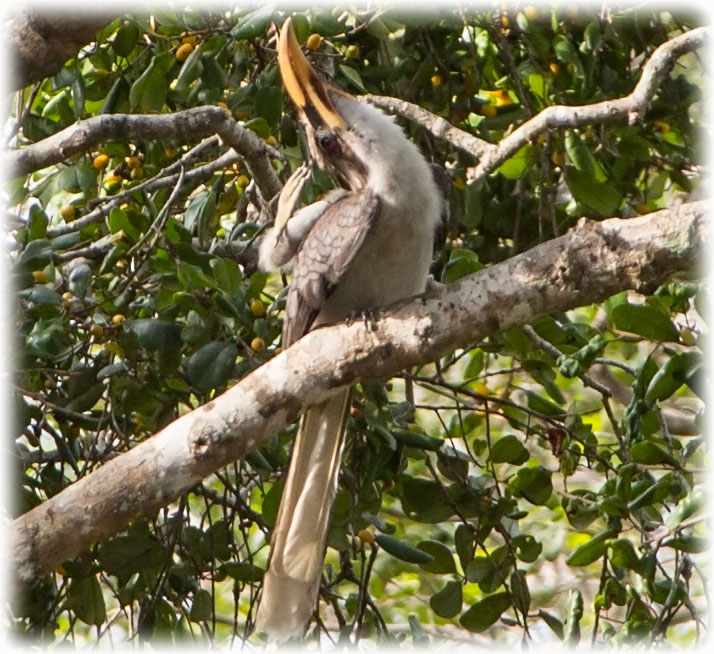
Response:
[278, 17, 346, 130]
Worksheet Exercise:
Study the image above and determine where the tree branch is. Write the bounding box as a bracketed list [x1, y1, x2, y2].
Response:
[366, 26, 709, 182]
[10, 199, 707, 582]
[6, 10, 119, 90]
[6, 107, 282, 200]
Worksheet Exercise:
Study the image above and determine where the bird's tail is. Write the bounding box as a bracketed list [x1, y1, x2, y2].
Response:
[255, 388, 350, 640]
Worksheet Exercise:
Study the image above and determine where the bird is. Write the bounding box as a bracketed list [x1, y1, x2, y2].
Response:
[254, 17, 442, 641]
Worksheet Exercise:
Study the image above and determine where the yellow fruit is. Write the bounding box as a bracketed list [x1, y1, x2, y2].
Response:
[452, 176, 466, 190]
[90, 324, 105, 338]
[306, 33, 322, 51]
[549, 62, 560, 76]
[501, 15, 510, 28]
[164, 146, 178, 158]
[274, 346, 282, 355]
[250, 299, 267, 317]
[111, 313, 126, 326]
[182, 34, 198, 46]
[176, 42, 194, 62]
[130, 167, 143, 180]
[236, 175, 250, 188]
[217, 101, 229, 112]
[125, 155, 141, 169]
[345, 44, 359, 60]
[264, 134, 278, 147]
[551, 151, 565, 167]
[104, 174, 123, 192]
[61, 205, 77, 220]
[524, 6, 538, 21]
[431, 74, 443, 87]
[32, 270, 48, 284]
[55, 564, 67, 576]
[635, 203, 651, 214]
[472, 383, 489, 396]
[357, 529, 375, 545]
[479, 104, 497, 118]
[44, 378, 55, 390]
[250, 336, 265, 352]
[680, 327, 697, 346]
[93, 153, 109, 170]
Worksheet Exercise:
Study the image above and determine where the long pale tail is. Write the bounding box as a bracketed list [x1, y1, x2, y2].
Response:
[255, 389, 350, 640]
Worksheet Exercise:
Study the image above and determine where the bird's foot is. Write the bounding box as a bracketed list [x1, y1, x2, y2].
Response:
[346, 308, 380, 331]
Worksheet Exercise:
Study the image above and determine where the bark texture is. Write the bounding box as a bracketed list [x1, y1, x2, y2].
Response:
[7, 11, 117, 90]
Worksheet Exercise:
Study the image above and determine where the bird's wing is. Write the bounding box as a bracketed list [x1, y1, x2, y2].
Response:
[282, 190, 380, 347]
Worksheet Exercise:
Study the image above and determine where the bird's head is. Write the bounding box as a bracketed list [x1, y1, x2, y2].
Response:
[278, 17, 420, 195]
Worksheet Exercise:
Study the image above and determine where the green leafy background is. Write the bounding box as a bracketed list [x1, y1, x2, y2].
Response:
[6, 5, 707, 649]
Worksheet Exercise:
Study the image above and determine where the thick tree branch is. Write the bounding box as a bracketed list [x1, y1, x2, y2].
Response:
[9, 200, 707, 583]
[6, 10, 119, 90]
[6, 107, 282, 201]
[366, 26, 709, 182]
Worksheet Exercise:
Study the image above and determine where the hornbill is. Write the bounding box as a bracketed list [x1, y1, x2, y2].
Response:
[254, 17, 442, 640]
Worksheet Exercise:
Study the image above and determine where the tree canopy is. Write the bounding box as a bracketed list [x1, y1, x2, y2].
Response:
[4, 4, 708, 650]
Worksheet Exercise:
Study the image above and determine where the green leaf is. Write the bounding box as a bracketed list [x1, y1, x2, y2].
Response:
[512, 534, 542, 563]
[611, 303, 679, 342]
[566, 168, 621, 216]
[666, 487, 705, 528]
[186, 342, 238, 392]
[565, 131, 607, 182]
[440, 248, 482, 284]
[231, 6, 274, 40]
[112, 22, 140, 57]
[566, 529, 616, 566]
[630, 441, 679, 467]
[222, 562, 264, 581]
[254, 85, 283, 127]
[430, 580, 462, 618]
[510, 466, 553, 505]
[525, 391, 565, 416]
[645, 351, 702, 402]
[608, 538, 640, 569]
[662, 536, 708, 553]
[498, 145, 533, 179]
[539, 609, 564, 640]
[189, 588, 212, 622]
[416, 540, 456, 574]
[338, 64, 367, 93]
[64, 576, 106, 626]
[459, 592, 511, 633]
[124, 319, 182, 353]
[490, 434, 530, 465]
[15, 239, 53, 272]
[510, 570, 531, 616]
[201, 53, 228, 89]
[393, 428, 444, 451]
[374, 534, 434, 565]
[399, 476, 455, 523]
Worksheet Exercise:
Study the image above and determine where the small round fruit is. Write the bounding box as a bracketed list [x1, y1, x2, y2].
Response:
[250, 299, 267, 317]
[479, 104, 497, 118]
[430, 74, 443, 87]
[111, 313, 126, 326]
[130, 166, 143, 180]
[345, 44, 359, 60]
[90, 324, 105, 338]
[524, 6, 538, 21]
[306, 33, 322, 51]
[93, 153, 109, 170]
[264, 134, 278, 147]
[236, 175, 250, 188]
[125, 155, 141, 169]
[680, 327, 697, 346]
[250, 336, 265, 352]
[549, 62, 560, 76]
[62, 291, 73, 300]
[551, 150, 565, 167]
[176, 42, 194, 61]
[61, 205, 77, 220]
[32, 270, 48, 284]
[357, 529, 375, 544]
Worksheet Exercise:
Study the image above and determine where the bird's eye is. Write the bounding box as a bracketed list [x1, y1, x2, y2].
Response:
[318, 132, 339, 155]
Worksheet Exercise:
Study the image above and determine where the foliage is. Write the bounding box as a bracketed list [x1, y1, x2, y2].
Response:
[6, 4, 707, 649]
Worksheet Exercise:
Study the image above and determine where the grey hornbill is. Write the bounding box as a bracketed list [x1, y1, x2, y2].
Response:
[254, 17, 442, 640]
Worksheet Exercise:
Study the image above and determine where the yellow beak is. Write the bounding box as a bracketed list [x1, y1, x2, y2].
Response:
[278, 17, 346, 129]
